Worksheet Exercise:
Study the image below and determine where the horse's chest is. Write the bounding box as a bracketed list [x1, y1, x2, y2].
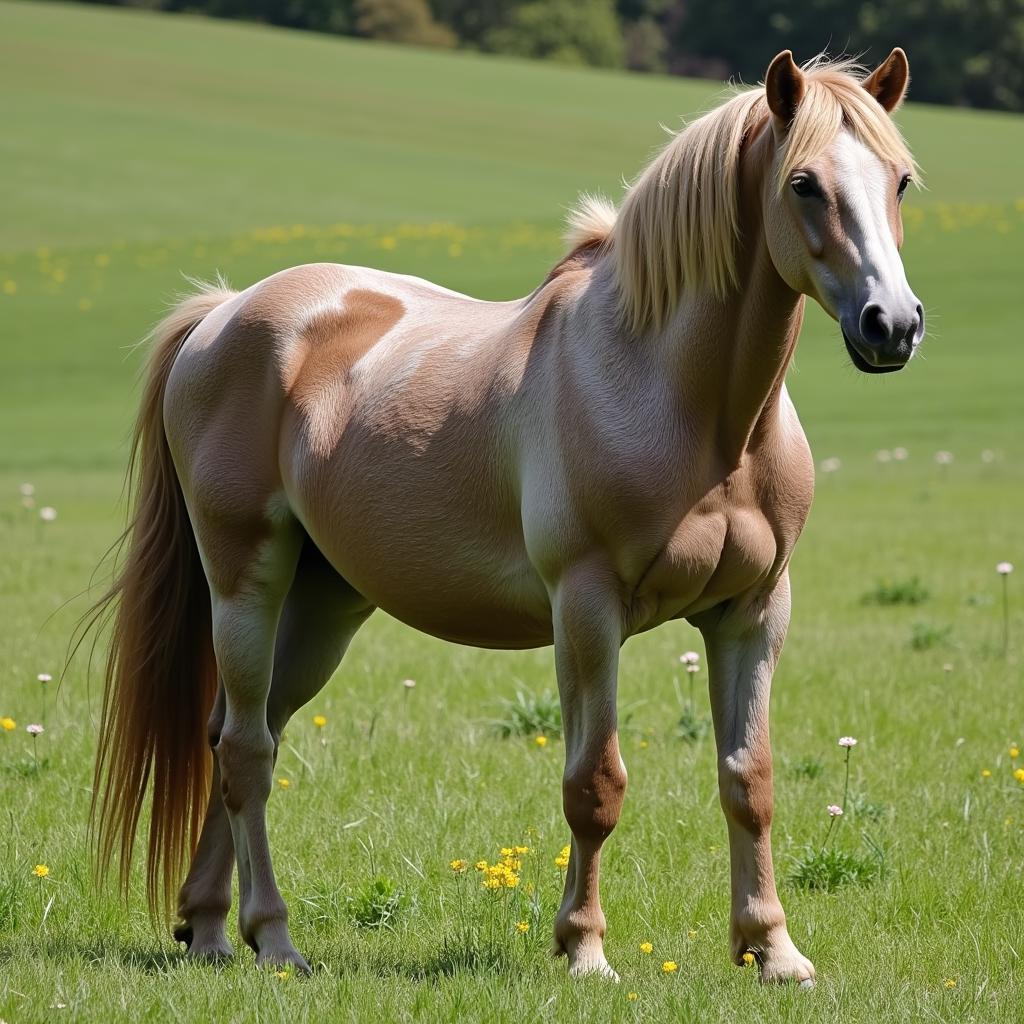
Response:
[631, 473, 806, 625]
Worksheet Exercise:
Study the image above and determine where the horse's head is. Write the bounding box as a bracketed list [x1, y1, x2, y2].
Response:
[761, 50, 923, 373]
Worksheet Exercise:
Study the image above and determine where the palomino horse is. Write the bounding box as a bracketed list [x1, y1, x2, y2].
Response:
[90, 49, 922, 983]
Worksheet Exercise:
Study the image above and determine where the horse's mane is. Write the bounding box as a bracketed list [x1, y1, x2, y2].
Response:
[563, 56, 918, 334]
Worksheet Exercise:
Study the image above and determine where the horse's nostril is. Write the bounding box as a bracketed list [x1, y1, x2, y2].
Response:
[859, 303, 891, 346]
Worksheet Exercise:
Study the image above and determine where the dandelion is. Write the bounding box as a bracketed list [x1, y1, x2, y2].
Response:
[516, 921, 530, 933]
[820, 457, 841, 473]
[981, 769, 992, 778]
[33, 864, 49, 878]
[39, 506, 57, 522]
[687, 929, 698, 940]
[639, 942, 653, 954]
[474, 860, 488, 872]
[1011, 745, 1020, 760]
[892, 447, 908, 460]
[274, 969, 290, 980]
[1, 717, 15, 731]
[627, 992, 638, 1001]
[742, 952, 756, 966]
[1014, 768, 1024, 784]
[449, 859, 467, 873]
[997, 562, 1013, 656]
[639, 740, 649, 749]
[534, 735, 548, 748]
[277, 778, 290, 789]
[662, 961, 678, 973]
[944, 978, 956, 989]
[514, 845, 530, 855]
[312, 714, 327, 727]
[554, 845, 570, 870]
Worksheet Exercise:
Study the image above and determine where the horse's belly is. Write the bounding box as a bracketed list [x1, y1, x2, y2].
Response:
[284, 433, 553, 649]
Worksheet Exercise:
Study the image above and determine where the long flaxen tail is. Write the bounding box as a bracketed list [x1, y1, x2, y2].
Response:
[86, 280, 236, 917]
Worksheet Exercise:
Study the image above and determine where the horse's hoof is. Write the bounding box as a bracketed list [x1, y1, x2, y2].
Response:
[174, 921, 234, 962]
[256, 946, 312, 976]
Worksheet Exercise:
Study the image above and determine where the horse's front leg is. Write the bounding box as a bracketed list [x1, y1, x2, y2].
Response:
[550, 565, 627, 980]
[697, 572, 815, 985]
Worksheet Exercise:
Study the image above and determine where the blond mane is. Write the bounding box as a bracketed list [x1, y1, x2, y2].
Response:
[564, 56, 918, 335]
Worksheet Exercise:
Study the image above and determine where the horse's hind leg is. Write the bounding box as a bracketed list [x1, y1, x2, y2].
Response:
[175, 540, 372, 963]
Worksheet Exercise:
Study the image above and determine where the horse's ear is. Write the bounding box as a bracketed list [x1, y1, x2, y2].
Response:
[765, 50, 805, 127]
[863, 47, 910, 113]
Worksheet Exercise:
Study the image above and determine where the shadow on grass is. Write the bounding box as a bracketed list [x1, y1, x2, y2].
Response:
[0, 937, 210, 975]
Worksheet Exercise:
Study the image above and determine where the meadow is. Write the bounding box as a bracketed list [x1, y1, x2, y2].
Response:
[2, 2, 1023, 1020]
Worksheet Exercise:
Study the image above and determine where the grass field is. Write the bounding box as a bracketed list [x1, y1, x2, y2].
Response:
[2, 2, 1023, 1020]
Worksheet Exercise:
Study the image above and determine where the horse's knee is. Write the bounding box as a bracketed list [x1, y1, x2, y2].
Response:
[563, 744, 627, 841]
[719, 750, 773, 832]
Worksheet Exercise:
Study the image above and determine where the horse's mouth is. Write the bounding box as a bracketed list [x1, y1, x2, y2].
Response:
[842, 331, 905, 374]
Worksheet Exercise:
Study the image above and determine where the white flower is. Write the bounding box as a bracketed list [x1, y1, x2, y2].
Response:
[686, 664, 700, 674]
[996, 562, 1013, 575]
[19, 482, 34, 497]
[934, 450, 954, 465]
[892, 447, 909, 461]
[26, 723, 44, 736]
[826, 804, 844, 817]
[39, 506, 57, 522]
[820, 457, 841, 473]
[981, 450, 995, 463]
[402, 678, 416, 689]
[679, 651, 700, 665]
[37, 673, 52, 683]
[838, 736, 858, 748]
[875, 450, 892, 463]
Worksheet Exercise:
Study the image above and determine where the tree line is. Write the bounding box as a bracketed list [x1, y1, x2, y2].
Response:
[75, 0, 1024, 111]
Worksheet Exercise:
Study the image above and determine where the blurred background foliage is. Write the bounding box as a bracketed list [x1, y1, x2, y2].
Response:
[61, 0, 1024, 111]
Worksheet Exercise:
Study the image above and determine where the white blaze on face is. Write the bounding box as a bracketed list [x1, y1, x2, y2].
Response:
[831, 132, 914, 319]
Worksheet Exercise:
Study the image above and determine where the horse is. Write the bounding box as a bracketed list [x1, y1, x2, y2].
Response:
[88, 49, 923, 984]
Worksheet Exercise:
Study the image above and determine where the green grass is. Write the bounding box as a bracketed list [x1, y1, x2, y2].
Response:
[2, 2, 1023, 1020]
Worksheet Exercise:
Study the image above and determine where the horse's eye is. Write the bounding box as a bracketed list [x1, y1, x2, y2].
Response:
[791, 175, 817, 198]
[897, 175, 911, 200]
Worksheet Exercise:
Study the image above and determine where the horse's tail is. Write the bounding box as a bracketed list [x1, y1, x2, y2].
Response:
[86, 280, 236, 917]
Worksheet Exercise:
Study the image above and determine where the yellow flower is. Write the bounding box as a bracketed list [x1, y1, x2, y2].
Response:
[474, 860, 488, 872]
[639, 942, 653, 954]
[687, 929, 698, 940]
[554, 844, 570, 869]
[483, 876, 501, 890]
[981, 769, 992, 778]
[275, 969, 290, 980]
[277, 778, 290, 789]
[1010, 746, 1020, 759]
[639, 740, 649, 749]
[516, 921, 529, 933]
[534, 735, 548, 748]
[514, 845, 530, 855]
[449, 859, 467, 873]
[944, 978, 956, 989]
[2, 281, 16, 295]
[1, 717, 15, 731]
[500, 847, 514, 857]
[627, 992, 638, 1001]
[1014, 768, 1024, 784]
[33, 864, 49, 878]
[313, 714, 327, 728]
[662, 961, 678, 973]
[742, 952, 756, 966]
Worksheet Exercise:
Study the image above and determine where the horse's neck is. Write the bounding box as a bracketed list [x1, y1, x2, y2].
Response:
[653, 140, 804, 465]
